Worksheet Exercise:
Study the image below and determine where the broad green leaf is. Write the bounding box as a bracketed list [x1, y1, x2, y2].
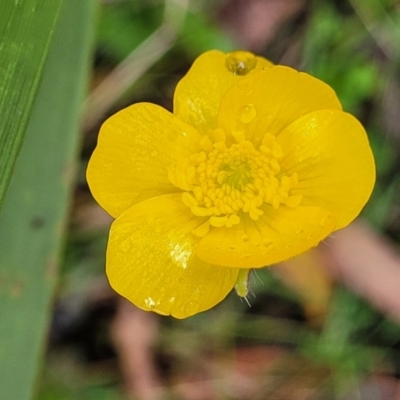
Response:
[0, 0, 64, 208]
[0, 0, 96, 399]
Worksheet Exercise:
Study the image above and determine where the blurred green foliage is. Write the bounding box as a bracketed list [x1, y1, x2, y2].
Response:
[0, 1, 96, 399]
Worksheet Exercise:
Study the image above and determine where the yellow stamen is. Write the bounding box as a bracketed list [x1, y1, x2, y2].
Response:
[210, 216, 228, 228]
[168, 128, 301, 234]
[285, 194, 303, 208]
[211, 128, 226, 143]
[192, 220, 210, 237]
[182, 192, 198, 208]
[191, 206, 212, 217]
[200, 135, 213, 152]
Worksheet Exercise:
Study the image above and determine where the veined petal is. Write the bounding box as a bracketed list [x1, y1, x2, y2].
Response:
[197, 206, 336, 268]
[174, 50, 273, 134]
[217, 66, 342, 144]
[277, 110, 376, 230]
[87, 103, 202, 218]
[107, 194, 239, 319]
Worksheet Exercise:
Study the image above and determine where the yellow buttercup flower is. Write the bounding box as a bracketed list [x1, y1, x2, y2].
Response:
[87, 50, 375, 319]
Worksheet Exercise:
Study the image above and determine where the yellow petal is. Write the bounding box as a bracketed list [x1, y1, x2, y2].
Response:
[277, 110, 375, 230]
[217, 66, 342, 144]
[87, 103, 202, 218]
[107, 194, 239, 318]
[174, 50, 273, 134]
[196, 206, 336, 268]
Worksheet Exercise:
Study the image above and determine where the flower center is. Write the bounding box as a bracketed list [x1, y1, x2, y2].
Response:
[168, 129, 302, 237]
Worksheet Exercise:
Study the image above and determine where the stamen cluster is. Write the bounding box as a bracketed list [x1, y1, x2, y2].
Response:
[168, 129, 302, 237]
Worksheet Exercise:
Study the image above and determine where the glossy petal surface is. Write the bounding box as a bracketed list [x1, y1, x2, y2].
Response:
[174, 50, 273, 134]
[87, 49, 376, 319]
[277, 110, 376, 229]
[107, 194, 239, 318]
[87, 103, 202, 217]
[197, 206, 335, 268]
[218, 66, 342, 144]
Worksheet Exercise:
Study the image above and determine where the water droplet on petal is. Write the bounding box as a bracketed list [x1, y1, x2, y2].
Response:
[225, 51, 257, 75]
[146, 216, 155, 224]
[263, 240, 275, 251]
[183, 301, 199, 316]
[237, 104, 257, 124]
[144, 297, 156, 309]
[320, 215, 333, 227]
[263, 113, 273, 122]
[119, 238, 132, 253]
[307, 233, 315, 241]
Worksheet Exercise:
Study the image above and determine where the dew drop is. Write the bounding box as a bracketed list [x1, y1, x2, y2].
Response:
[320, 215, 333, 227]
[237, 104, 257, 124]
[225, 51, 257, 75]
[183, 301, 199, 316]
[144, 296, 156, 309]
[263, 240, 275, 250]
[310, 154, 320, 165]
[264, 113, 273, 120]
[146, 216, 155, 224]
[119, 238, 132, 253]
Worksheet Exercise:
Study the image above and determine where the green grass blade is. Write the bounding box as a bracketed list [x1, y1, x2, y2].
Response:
[0, 0, 96, 399]
[0, 0, 63, 208]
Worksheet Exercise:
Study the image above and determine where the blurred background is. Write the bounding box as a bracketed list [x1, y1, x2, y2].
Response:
[3, 0, 400, 399]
